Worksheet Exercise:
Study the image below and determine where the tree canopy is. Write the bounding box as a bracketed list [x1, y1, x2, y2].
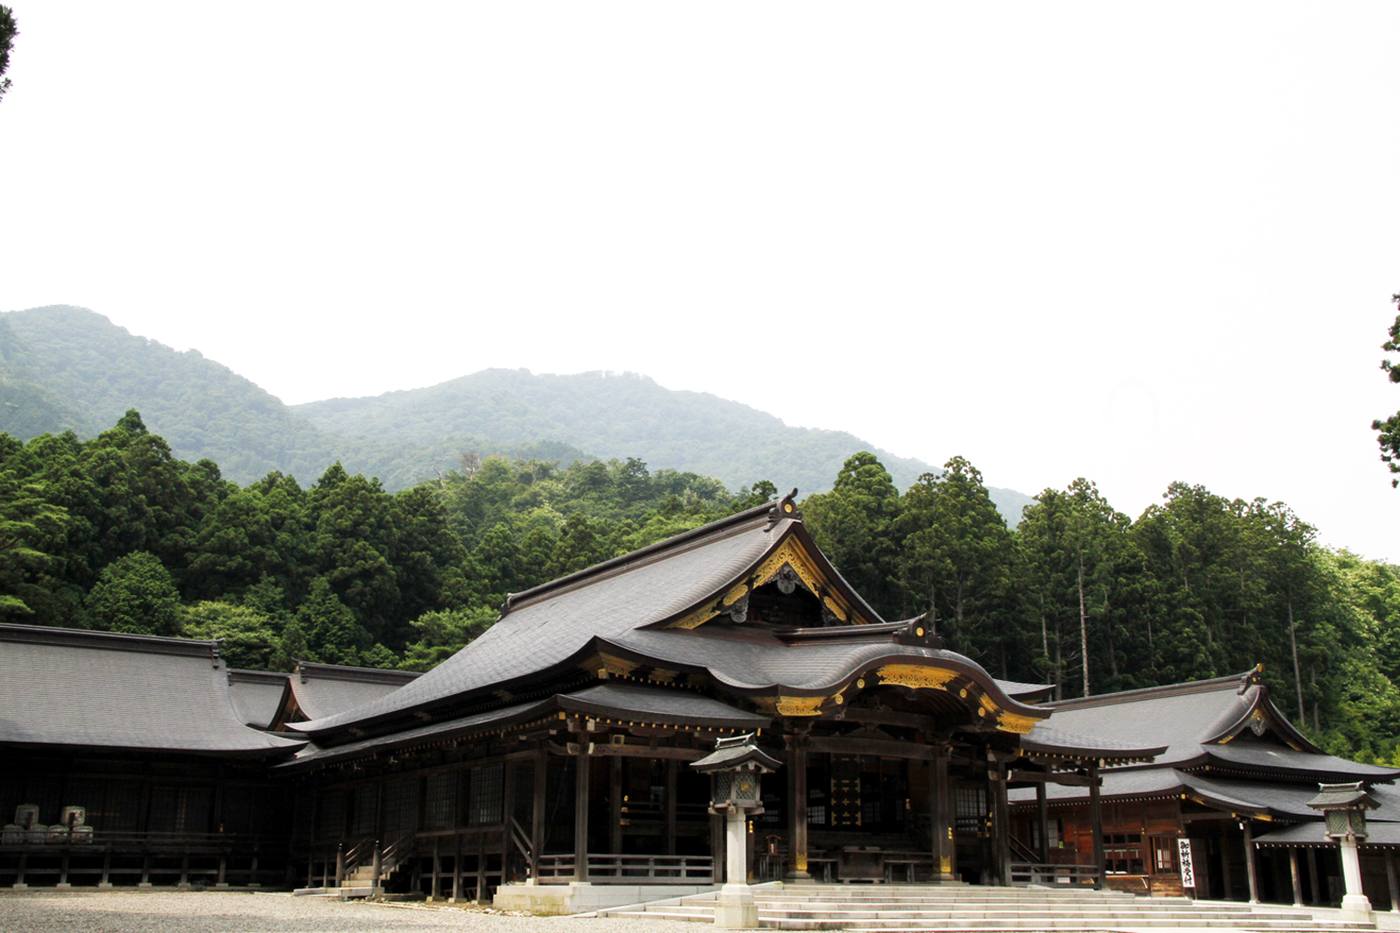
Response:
[3, 415, 1400, 763]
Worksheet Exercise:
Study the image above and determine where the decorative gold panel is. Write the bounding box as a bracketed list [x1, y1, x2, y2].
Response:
[755, 694, 826, 717]
[874, 664, 959, 691]
[668, 532, 864, 630]
[996, 711, 1039, 735]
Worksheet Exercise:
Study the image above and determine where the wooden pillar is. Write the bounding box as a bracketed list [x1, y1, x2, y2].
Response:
[992, 759, 1011, 886]
[665, 760, 678, 856]
[1290, 848, 1304, 906]
[501, 760, 516, 884]
[335, 844, 345, 887]
[1387, 851, 1399, 913]
[531, 747, 547, 879]
[1035, 782, 1050, 862]
[431, 836, 441, 900]
[216, 854, 227, 888]
[609, 756, 623, 854]
[574, 736, 591, 882]
[141, 854, 153, 889]
[475, 832, 486, 902]
[1307, 847, 1320, 904]
[13, 853, 26, 889]
[99, 851, 112, 889]
[451, 834, 464, 902]
[57, 852, 70, 889]
[931, 745, 955, 880]
[1221, 835, 1235, 900]
[785, 735, 810, 880]
[1243, 822, 1260, 904]
[1088, 762, 1105, 891]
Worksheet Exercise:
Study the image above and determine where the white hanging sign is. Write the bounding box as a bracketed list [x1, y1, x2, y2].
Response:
[1178, 838, 1196, 888]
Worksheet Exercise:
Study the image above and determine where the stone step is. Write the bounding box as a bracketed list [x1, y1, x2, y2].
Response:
[767, 918, 1366, 924]
[750, 907, 1316, 913]
[290, 885, 375, 898]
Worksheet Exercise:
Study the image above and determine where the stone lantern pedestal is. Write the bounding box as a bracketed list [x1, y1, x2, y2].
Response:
[691, 733, 782, 929]
[1308, 782, 1379, 922]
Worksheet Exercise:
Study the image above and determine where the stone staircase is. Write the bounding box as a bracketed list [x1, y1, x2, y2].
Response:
[292, 862, 382, 898]
[600, 883, 1378, 931]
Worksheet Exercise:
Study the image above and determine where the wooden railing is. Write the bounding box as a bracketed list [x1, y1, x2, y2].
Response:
[1009, 861, 1101, 887]
[533, 853, 713, 884]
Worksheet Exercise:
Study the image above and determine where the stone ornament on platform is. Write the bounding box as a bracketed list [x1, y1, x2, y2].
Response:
[1308, 782, 1379, 921]
[691, 733, 782, 929]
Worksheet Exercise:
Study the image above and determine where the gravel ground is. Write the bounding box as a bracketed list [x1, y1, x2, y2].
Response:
[0, 890, 705, 933]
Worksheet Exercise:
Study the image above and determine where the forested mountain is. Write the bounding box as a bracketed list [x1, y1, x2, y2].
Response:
[294, 369, 1033, 517]
[0, 306, 1033, 518]
[0, 306, 337, 480]
[3, 413, 1399, 764]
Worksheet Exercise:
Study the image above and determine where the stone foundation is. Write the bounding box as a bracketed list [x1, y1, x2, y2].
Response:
[492, 881, 717, 915]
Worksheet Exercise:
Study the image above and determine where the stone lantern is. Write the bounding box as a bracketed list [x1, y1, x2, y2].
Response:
[1308, 782, 1379, 920]
[692, 733, 781, 929]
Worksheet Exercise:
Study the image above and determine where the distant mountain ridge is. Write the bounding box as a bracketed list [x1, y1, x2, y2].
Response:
[0, 306, 1035, 520]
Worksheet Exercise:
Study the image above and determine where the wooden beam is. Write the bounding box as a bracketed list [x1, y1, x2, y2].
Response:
[665, 760, 678, 856]
[1009, 769, 1094, 787]
[530, 745, 546, 880]
[585, 744, 705, 762]
[786, 736, 810, 880]
[1036, 782, 1049, 862]
[1243, 822, 1259, 903]
[573, 734, 590, 882]
[932, 745, 955, 880]
[609, 756, 623, 853]
[1088, 762, 1105, 891]
[807, 735, 934, 760]
[832, 708, 940, 732]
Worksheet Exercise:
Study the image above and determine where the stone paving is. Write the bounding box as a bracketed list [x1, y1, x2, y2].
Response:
[0, 890, 703, 932]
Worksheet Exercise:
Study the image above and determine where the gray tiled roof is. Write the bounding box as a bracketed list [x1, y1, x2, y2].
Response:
[1018, 724, 1166, 762]
[1200, 744, 1400, 780]
[1010, 768, 1281, 816]
[1025, 674, 1259, 767]
[291, 509, 802, 734]
[289, 504, 1044, 739]
[227, 669, 289, 729]
[0, 624, 302, 756]
[285, 682, 768, 768]
[285, 661, 420, 723]
[1011, 767, 1400, 822]
[1256, 821, 1400, 848]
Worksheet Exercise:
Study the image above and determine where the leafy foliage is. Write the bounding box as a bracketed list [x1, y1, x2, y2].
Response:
[1373, 294, 1400, 486]
[4, 412, 1400, 762]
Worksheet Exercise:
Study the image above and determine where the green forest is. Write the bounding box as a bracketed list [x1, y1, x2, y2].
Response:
[4, 411, 1400, 765]
[0, 306, 1032, 516]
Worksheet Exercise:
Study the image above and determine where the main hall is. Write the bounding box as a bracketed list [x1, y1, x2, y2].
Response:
[2, 493, 1396, 917]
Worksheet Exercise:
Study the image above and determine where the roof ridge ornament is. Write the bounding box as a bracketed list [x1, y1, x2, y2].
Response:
[767, 488, 800, 527]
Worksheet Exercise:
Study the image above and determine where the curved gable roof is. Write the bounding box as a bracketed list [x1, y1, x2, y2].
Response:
[293, 504, 796, 735]
[1026, 670, 1276, 767]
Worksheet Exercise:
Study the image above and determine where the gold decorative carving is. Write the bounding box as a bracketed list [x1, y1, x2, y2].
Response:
[668, 532, 867, 630]
[766, 695, 825, 717]
[795, 853, 808, 871]
[996, 711, 1040, 735]
[671, 604, 718, 630]
[595, 655, 638, 678]
[822, 596, 849, 623]
[874, 664, 959, 691]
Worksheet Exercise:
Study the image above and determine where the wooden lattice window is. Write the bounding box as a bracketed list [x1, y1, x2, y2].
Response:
[468, 764, 503, 825]
[423, 771, 457, 830]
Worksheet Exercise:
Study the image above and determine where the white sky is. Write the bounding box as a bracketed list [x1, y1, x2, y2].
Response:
[2, 2, 1399, 560]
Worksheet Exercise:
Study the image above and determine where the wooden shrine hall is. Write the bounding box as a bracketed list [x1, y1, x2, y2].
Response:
[1, 492, 1394, 916]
